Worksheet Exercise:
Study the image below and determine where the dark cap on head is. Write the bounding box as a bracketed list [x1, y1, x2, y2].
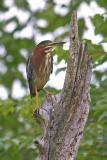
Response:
[38, 40, 52, 45]
[38, 40, 66, 46]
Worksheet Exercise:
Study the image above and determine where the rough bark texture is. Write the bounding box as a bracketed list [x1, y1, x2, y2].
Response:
[36, 12, 92, 160]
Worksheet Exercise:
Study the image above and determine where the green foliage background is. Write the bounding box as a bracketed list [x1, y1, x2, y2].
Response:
[0, 0, 107, 159]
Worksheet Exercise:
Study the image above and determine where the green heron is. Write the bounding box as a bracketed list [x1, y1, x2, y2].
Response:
[26, 40, 65, 98]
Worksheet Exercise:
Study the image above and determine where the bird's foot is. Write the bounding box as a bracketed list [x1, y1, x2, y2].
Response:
[42, 89, 53, 97]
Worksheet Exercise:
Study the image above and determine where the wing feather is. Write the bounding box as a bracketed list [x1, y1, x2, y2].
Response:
[26, 55, 35, 97]
[51, 55, 53, 73]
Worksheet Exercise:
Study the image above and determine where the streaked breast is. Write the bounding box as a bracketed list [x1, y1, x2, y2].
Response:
[34, 48, 53, 90]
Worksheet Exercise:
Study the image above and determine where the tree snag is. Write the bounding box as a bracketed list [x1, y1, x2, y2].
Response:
[36, 11, 92, 160]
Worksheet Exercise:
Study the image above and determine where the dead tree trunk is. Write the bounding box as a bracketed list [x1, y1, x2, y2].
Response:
[36, 11, 92, 160]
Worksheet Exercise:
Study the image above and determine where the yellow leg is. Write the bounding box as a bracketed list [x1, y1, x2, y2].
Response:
[35, 87, 39, 107]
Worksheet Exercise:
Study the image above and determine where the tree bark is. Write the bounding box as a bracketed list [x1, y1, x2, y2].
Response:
[36, 11, 92, 160]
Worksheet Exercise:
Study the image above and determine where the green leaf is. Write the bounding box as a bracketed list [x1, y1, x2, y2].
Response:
[91, 14, 107, 37]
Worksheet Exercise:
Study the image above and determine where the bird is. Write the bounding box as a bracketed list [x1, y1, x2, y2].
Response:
[26, 40, 65, 98]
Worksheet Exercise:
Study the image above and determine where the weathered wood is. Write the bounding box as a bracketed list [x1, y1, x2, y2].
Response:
[36, 11, 92, 160]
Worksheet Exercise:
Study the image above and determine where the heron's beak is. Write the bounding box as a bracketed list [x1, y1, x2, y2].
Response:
[50, 41, 66, 46]
[47, 41, 66, 52]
